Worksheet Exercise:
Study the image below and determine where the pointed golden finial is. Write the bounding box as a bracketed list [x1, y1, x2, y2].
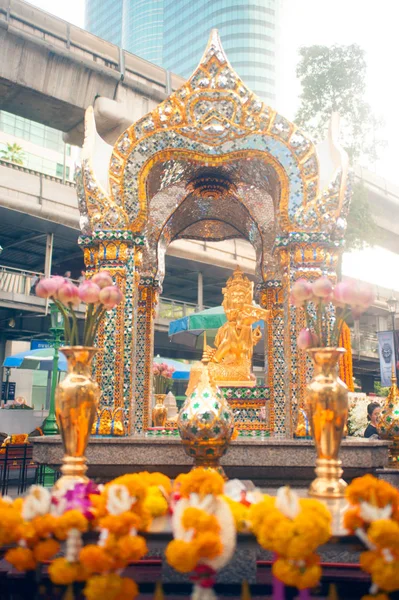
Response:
[153, 581, 164, 600]
[241, 580, 251, 600]
[202, 331, 210, 364]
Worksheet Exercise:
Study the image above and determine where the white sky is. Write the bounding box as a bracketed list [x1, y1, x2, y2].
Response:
[24, 0, 399, 291]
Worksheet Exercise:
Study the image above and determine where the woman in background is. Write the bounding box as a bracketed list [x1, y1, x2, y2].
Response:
[364, 402, 381, 438]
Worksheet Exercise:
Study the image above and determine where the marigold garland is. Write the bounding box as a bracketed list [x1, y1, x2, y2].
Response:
[166, 468, 236, 599]
[249, 487, 331, 590]
[0, 471, 172, 599]
[7, 469, 399, 599]
[339, 321, 354, 392]
[345, 475, 399, 598]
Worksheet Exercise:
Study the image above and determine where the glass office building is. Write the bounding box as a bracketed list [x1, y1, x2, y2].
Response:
[85, 0, 124, 47]
[85, 0, 277, 102]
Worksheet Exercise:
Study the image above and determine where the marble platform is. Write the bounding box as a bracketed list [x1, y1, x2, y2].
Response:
[32, 436, 391, 486]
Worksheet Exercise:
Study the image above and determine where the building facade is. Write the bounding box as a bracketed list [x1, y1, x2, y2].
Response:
[0, 112, 77, 181]
[85, 0, 277, 102]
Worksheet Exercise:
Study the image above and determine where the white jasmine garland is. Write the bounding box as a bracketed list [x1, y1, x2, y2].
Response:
[359, 501, 392, 523]
[22, 485, 51, 521]
[106, 484, 134, 515]
[172, 496, 236, 572]
[276, 486, 300, 520]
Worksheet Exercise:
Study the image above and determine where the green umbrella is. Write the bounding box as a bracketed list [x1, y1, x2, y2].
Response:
[169, 306, 265, 352]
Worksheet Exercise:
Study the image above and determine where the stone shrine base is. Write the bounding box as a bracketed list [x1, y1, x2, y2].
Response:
[32, 436, 391, 486]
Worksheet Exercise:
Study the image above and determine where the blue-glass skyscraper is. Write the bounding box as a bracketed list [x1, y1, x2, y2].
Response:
[85, 0, 277, 102]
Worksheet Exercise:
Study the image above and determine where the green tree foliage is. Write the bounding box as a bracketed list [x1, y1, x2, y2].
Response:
[295, 45, 384, 250]
[374, 381, 389, 397]
[0, 142, 25, 165]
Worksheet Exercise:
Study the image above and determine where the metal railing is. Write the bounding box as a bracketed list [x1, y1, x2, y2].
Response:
[158, 297, 199, 320]
[0, 266, 79, 294]
[0, 266, 200, 321]
[0, 266, 41, 295]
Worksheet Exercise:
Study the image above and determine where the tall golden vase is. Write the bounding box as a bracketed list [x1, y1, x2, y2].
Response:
[55, 347, 100, 488]
[152, 394, 168, 427]
[305, 347, 348, 498]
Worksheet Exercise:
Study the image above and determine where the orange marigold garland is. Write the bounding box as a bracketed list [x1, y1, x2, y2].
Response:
[345, 475, 399, 599]
[0, 471, 172, 599]
[166, 468, 236, 599]
[339, 321, 354, 392]
[249, 486, 331, 593]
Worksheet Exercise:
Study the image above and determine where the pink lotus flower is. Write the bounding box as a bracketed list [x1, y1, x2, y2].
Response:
[57, 282, 80, 306]
[92, 271, 113, 289]
[153, 364, 161, 376]
[35, 277, 60, 299]
[312, 277, 333, 299]
[351, 284, 375, 319]
[78, 281, 100, 304]
[297, 328, 319, 350]
[291, 279, 313, 305]
[332, 281, 354, 307]
[99, 285, 123, 309]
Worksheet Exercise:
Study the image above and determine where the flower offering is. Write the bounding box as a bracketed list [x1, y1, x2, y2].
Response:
[290, 277, 374, 349]
[35, 270, 123, 347]
[153, 362, 175, 394]
[344, 475, 399, 596]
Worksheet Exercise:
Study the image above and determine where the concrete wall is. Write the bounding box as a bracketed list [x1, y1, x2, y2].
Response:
[0, 162, 79, 228]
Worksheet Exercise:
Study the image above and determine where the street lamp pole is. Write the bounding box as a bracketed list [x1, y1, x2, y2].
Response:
[387, 295, 398, 383]
[42, 303, 64, 435]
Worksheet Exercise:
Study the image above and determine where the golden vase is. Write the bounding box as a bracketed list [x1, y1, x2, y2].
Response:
[55, 347, 100, 488]
[305, 348, 348, 498]
[152, 394, 168, 427]
[377, 369, 399, 467]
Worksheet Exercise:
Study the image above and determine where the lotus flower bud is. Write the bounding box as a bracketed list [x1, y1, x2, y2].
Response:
[57, 283, 80, 306]
[99, 285, 123, 309]
[92, 271, 113, 289]
[78, 281, 100, 304]
[332, 281, 354, 307]
[291, 279, 313, 304]
[312, 277, 333, 299]
[297, 328, 318, 350]
[36, 278, 60, 299]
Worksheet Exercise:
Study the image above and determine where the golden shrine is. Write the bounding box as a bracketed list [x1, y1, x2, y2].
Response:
[75, 30, 351, 437]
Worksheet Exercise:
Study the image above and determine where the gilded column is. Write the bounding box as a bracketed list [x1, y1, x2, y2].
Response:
[132, 275, 160, 434]
[79, 232, 144, 434]
[275, 233, 343, 437]
[258, 279, 284, 434]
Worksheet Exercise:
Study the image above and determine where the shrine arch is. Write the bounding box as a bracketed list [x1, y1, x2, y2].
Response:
[76, 30, 351, 436]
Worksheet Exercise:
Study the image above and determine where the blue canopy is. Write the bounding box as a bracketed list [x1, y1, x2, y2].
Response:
[3, 347, 67, 371]
[153, 356, 191, 380]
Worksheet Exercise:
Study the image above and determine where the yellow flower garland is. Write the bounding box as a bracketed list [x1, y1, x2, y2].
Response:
[339, 321, 354, 392]
[249, 490, 331, 590]
[345, 475, 399, 598]
[166, 469, 226, 574]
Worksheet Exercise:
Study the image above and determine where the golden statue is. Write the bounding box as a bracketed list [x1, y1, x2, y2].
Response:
[187, 268, 269, 392]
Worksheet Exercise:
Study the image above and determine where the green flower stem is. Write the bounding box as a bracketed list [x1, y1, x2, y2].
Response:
[89, 307, 107, 346]
[69, 306, 79, 346]
[52, 299, 71, 345]
[83, 303, 94, 347]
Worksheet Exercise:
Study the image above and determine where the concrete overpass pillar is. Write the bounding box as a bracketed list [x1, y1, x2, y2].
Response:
[44, 233, 54, 277]
[197, 272, 204, 311]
